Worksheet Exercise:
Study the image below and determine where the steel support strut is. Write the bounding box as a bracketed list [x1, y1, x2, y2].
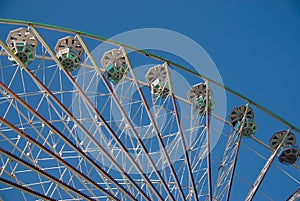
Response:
[213, 104, 250, 200]
[225, 104, 250, 201]
[245, 130, 291, 201]
[205, 80, 212, 201]
[0, 177, 57, 201]
[286, 188, 300, 201]
[164, 62, 199, 201]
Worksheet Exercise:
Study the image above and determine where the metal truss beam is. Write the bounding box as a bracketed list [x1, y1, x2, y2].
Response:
[0, 177, 57, 201]
[245, 130, 291, 201]
[226, 104, 250, 201]
[165, 62, 198, 201]
[204, 80, 213, 201]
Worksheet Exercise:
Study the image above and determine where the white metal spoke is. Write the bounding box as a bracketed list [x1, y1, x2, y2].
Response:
[245, 129, 292, 201]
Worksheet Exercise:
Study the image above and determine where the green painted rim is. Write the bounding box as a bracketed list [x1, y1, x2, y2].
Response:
[0, 17, 298, 133]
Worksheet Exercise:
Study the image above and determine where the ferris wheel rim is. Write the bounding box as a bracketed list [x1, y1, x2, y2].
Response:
[0, 17, 298, 134]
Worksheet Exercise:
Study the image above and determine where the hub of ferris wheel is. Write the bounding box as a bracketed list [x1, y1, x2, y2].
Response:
[101, 48, 128, 84]
[187, 82, 214, 115]
[269, 130, 300, 165]
[6, 28, 38, 66]
[55, 36, 84, 71]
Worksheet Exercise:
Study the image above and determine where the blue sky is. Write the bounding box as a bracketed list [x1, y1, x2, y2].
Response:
[0, 0, 299, 200]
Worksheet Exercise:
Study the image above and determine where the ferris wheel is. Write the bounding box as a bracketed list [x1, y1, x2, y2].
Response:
[0, 19, 299, 201]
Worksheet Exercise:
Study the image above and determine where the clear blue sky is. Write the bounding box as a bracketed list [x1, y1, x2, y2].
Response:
[0, 0, 299, 200]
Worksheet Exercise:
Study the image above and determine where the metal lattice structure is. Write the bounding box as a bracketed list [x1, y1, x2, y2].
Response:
[0, 19, 299, 201]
